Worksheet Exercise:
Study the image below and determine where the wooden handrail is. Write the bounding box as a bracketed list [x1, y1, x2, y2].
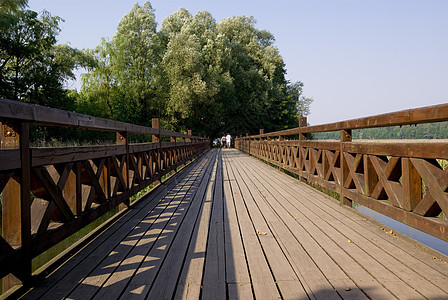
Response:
[0, 99, 210, 291]
[245, 103, 448, 138]
[0, 98, 205, 139]
[236, 103, 448, 245]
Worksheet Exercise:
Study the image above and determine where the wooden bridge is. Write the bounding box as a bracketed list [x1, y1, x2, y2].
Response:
[1, 99, 448, 299]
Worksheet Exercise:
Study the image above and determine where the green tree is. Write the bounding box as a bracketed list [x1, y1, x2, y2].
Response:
[216, 16, 299, 135]
[112, 1, 164, 125]
[161, 9, 228, 136]
[286, 81, 313, 118]
[80, 2, 313, 138]
[81, 2, 166, 125]
[0, 0, 27, 27]
[0, 8, 89, 110]
[78, 39, 116, 118]
[160, 7, 192, 37]
[0, 0, 27, 13]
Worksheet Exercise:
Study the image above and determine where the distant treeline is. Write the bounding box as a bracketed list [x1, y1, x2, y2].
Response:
[311, 121, 448, 140]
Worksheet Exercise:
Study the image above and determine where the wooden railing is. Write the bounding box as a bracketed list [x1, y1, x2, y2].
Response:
[0, 99, 209, 291]
[236, 104, 448, 244]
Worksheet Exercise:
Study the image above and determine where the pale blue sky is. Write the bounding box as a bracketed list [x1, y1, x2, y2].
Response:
[29, 0, 447, 125]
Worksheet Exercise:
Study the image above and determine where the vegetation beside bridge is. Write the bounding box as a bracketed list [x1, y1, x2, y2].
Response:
[1, 0, 312, 141]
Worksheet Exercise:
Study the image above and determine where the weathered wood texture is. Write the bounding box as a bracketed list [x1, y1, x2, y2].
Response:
[21, 149, 448, 299]
[0, 99, 209, 292]
[235, 104, 448, 243]
[0, 98, 197, 139]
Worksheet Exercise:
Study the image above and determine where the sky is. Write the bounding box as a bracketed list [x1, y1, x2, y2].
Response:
[28, 0, 448, 126]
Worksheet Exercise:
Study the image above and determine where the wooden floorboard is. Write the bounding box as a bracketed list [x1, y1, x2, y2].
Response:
[229, 149, 448, 299]
[201, 151, 226, 300]
[173, 154, 217, 300]
[224, 152, 282, 300]
[22, 148, 448, 300]
[222, 154, 254, 300]
[226, 153, 307, 300]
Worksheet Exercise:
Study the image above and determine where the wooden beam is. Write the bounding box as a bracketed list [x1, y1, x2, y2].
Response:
[117, 131, 129, 209]
[19, 122, 32, 287]
[340, 129, 352, 206]
[33, 166, 75, 222]
[1, 122, 23, 290]
[0, 98, 204, 139]
[243, 103, 448, 139]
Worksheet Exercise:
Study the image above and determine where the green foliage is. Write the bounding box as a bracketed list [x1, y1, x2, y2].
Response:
[0, 0, 28, 13]
[161, 10, 225, 136]
[113, 2, 164, 125]
[79, 3, 312, 138]
[0, 7, 91, 112]
[287, 81, 313, 118]
[353, 122, 448, 140]
[80, 2, 166, 126]
[1, 1, 313, 140]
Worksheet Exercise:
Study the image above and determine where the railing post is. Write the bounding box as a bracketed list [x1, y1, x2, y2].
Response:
[19, 122, 31, 287]
[170, 135, 176, 172]
[298, 117, 307, 182]
[246, 133, 250, 155]
[340, 129, 352, 206]
[116, 131, 129, 209]
[1, 122, 32, 290]
[278, 135, 284, 168]
[181, 135, 186, 161]
[402, 158, 421, 211]
[186, 130, 192, 158]
[298, 117, 307, 140]
[152, 118, 161, 182]
[259, 129, 264, 157]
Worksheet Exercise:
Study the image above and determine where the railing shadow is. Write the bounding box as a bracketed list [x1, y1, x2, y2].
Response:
[21, 148, 448, 300]
[21, 150, 211, 299]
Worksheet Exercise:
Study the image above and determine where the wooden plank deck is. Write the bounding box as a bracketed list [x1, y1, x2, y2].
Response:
[22, 149, 448, 299]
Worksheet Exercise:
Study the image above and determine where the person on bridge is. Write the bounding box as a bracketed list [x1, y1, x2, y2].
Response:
[221, 135, 226, 148]
[226, 133, 231, 148]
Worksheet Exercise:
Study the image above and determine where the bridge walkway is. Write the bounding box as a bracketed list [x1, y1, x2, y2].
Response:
[23, 149, 448, 299]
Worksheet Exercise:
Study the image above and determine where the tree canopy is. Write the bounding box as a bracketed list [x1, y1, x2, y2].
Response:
[0, 1, 91, 110]
[1, 1, 313, 139]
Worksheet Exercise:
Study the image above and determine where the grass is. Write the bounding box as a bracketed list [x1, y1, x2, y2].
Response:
[307, 181, 340, 201]
[438, 159, 448, 170]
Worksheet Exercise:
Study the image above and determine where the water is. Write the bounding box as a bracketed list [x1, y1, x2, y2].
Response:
[353, 203, 448, 256]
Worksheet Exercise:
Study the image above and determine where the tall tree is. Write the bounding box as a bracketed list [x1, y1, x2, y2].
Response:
[0, 8, 89, 109]
[78, 39, 116, 118]
[216, 16, 297, 135]
[112, 1, 164, 125]
[286, 81, 313, 118]
[0, 0, 27, 13]
[80, 2, 313, 137]
[161, 9, 229, 135]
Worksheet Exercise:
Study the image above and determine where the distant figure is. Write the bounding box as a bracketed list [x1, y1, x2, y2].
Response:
[221, 135, 226, 148]
[226, 133, 231, 148]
